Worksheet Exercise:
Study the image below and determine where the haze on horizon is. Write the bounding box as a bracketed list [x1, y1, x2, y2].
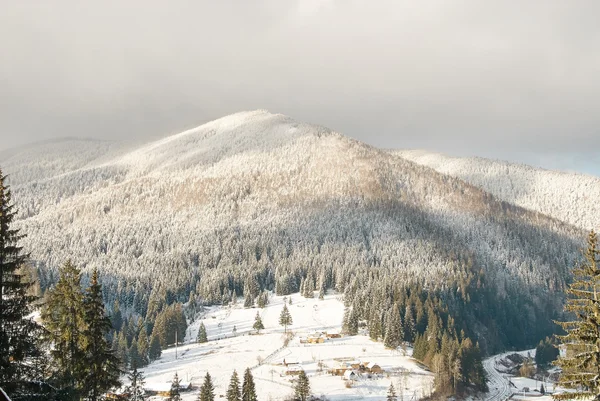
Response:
[1, 1, 599, 175]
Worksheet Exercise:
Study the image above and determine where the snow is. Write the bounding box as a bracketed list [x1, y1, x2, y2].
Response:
[138, 292, 433, 400]
[395, 149, 600, 232]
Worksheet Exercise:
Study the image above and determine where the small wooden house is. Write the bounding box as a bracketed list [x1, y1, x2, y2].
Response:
[366, 362, 383, 374]
[343, 370, 358, 381]
[286, 366, 303, 376]
[326, 332, 342, 339]
[307, 336, 325, 344]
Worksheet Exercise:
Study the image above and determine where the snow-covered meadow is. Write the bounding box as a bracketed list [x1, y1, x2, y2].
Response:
[140, 292, 433, 400]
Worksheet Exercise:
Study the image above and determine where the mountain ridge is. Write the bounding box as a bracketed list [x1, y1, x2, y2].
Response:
[2, 111, 587, 353]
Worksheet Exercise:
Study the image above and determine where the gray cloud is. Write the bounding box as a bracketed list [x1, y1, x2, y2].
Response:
[1, 0, 599, 174]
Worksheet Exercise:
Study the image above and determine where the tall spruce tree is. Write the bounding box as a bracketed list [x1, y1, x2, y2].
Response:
[279, 304, 292, 334]
[148, 334, 162, 361]
[294, 370, 311, 401]
[554, 230, 600, 401]
[0, 169, 41, 397]
[241, 368, 257, 401]
[82, 268, 121, 400]
[136, 327, 149, 367]
[198, 372, 215, 401]
[226, 370, 241, 401]
[384, 304, 403, 349]
[42, 259, 87, 398]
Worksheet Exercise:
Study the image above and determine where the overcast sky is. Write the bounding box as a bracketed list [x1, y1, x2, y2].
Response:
[1, 1, 599, 175]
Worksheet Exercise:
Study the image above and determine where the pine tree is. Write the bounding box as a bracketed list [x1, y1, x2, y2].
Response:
[241, 368, 257, 401]
[279, 304, 293, 334]
[226, 370, 241, 401]
[198, 372, 215, 401]
[294, 370, 311, 401]
[126, 360, 147, 401]
[148, 334, 162, 361]
[253, 312, 264, 334]
[82, 269, 122, 401]
[384, 304, 403, 349]
[197, 322, 208, 343]
[404, 305, 416, 342]
[244, 292, 253, 308]
[137, 326, 149, 367]
[169, 372, 181, 401]
[343, 307, 358, 335]
[0, 169, 41, 396]
[42, 259, 87, 398]
[387, 383, 398, 401]
[555, 230, 600, 401]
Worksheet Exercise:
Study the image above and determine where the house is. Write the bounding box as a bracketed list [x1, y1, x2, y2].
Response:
[283, 358, 300, 367]
[366, 362, 383, 374]
[145, 382, 192, 397]
[349, 360, 361, 370]
[307, 336, 325, 344]
[329, 366, 348, 376]
[0, 388, 11, 401]
[326, 332, 342, 339]
[343, 370, 358, 381]
[286, 366, 303, 376]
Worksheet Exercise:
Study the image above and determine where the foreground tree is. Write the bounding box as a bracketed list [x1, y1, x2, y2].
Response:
[198, 372, 215, 401]
[241, 368, 257, 401]
[82, 269, 121, 400]
[294, 370, 311, 401]
[279, 304, 293, 334]
[554, 230, 600, 401]
[226, 370, 241, 401]
[42, 260, 87, 398]
[0, 169, 41, 398]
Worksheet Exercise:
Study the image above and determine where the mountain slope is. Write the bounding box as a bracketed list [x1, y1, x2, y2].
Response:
[394, 149, 600, 232]
[4, 110, 585, 353]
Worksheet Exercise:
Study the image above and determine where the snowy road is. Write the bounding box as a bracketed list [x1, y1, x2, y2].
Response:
[484, 353, 511, 401]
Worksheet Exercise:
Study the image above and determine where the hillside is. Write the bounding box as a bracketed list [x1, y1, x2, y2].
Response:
[394, 150, 600, 232]
[3, 110, 585, 354]
[139, 292, 433, 401]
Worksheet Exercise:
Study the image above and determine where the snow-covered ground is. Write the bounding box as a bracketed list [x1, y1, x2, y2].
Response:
[138, 292, 434, 400]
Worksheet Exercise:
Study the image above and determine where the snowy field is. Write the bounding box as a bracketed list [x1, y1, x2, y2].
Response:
[138, 292, 433, 400]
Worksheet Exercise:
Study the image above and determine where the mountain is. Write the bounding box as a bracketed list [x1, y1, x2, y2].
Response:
[394, 149, 600, 232]
[3, 110, 585, 353]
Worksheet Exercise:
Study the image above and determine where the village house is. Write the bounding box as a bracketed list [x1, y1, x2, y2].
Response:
[343, 370, 358, 381]
[366, 362, 383, 374]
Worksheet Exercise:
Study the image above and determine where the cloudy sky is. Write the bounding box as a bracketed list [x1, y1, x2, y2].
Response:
[1, 1, 599, 175]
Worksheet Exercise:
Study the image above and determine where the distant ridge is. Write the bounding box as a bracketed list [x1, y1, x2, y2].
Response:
[394, 149, 600, 231]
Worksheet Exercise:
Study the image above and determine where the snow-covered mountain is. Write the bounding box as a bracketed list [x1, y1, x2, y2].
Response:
[1, 110, 586, 351]
[394, 150, 600, 232]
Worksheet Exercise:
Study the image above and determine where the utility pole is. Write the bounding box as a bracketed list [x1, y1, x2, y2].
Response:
[175, 330, 178, 360]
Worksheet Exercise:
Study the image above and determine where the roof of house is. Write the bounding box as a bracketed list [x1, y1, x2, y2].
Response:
[344, 370, 357, 379]
[367, 362, 380, 369]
